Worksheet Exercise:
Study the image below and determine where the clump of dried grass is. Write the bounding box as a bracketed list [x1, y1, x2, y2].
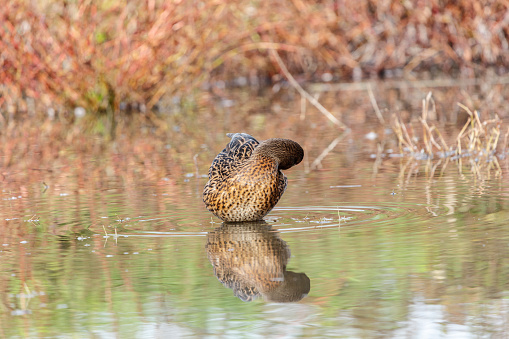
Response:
[391, 92, 505, 175]
[1, 1, 261, 118]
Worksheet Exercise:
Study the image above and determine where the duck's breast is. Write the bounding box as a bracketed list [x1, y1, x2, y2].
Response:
[226, 157, 284, 213]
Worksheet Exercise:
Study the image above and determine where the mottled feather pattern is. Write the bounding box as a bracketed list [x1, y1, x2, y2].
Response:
[203, 133, 303, 222]
[208, 133, 259, 183]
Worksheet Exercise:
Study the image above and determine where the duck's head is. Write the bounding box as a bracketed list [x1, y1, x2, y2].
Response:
[253, 138, 304, 170]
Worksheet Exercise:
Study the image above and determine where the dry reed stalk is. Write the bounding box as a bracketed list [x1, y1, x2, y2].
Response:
[429, 159, 442, 179]
[309, 134, 347, 172]
[388, 92, 505, 179]
[400, 120, 415, 151]
[439, 157, 450, 178]
[456, 116, 472, 156]
[269, 50, 349, 130]
[367, 85, 385, 124]
[372, 142, 384, 178]
[419, 92, 452, 156]
[391, 115, 414, 152]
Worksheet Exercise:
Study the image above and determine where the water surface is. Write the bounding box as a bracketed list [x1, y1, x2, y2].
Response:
[1, 83, 509, 338]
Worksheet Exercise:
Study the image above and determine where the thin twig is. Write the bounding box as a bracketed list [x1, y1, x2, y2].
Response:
[400, 121, 415, 152]
[102, 225, 109, 247]
[372, 142, 384, 178]
[392, 116, 413, 151]
[309, 134, 348, 172]
[367, 84, 385, 124]
[433, 127, 450, 152]
[270, 49, 349, 130]
[456, 116, 472, 155]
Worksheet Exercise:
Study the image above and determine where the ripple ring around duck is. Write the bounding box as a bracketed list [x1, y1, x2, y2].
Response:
[203, 133, 304, 222]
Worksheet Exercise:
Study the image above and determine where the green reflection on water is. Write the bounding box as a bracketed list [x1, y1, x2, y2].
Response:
[1, 188, 508, 337]
[1, 144, 509, 337]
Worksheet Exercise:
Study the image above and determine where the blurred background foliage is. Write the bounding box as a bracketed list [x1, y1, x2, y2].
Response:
[1, 0, 508, 121]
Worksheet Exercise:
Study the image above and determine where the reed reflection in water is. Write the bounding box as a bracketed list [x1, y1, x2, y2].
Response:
[206, 221, 310, 302]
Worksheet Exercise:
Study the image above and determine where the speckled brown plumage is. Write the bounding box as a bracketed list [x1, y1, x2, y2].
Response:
[203, 133, 304, 222]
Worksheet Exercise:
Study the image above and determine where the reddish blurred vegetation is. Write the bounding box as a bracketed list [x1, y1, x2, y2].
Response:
[1, 0, 509, 118]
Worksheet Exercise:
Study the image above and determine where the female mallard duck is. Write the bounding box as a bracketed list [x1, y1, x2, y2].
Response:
[203, 133, 304, 222]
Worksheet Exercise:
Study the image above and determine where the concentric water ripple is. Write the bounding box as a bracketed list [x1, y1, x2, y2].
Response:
[110, 202, 447, 239]
[269, 202, 447, 233]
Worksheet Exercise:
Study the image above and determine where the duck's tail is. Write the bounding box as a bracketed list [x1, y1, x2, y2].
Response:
[225, 133, 259, 153]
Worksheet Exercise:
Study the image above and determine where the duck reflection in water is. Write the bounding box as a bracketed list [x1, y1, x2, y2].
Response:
[206, 221, 310, 302]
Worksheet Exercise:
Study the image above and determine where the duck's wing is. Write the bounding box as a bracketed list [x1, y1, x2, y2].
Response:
[225, 133, 259, 160]
[276, 171, 288, 202]
[208, 133, 260, 180]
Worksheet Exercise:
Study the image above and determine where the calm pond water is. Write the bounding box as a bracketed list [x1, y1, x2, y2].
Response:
[1, 82, 509, 338]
